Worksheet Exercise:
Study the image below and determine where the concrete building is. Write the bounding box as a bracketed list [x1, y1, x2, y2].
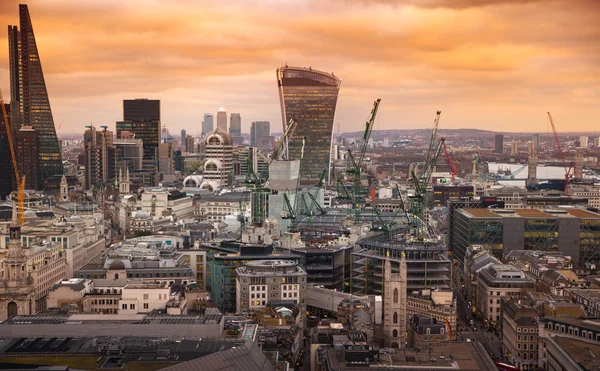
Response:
[580, 136, 589, 148]
[235, 260, 307, 313]
[501, 296, 539, 370]
[532, 133, 540, 149]
[250, 121, 271, 148]
[545, 336, 600, 371]
[204, 128, 234, 189]
[510, 141, 518, 156]
[139, 188, 194, 220]
[495, 134, 504, 154]
[476, 264, 535, 325]
[216, 107, 227, 131]
[407, 315, 447, 348]
[407, 289, 457, 341]
[158, 141, 175, 176]
[383, 252, 407, 348]
[184, 135, 195, 153]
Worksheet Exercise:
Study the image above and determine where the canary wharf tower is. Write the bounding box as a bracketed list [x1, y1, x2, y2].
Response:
[277, 66, 341, 182]
[8, 4, 62, 188]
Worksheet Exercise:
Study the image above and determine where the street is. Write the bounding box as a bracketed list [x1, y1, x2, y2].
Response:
[452, 264, 503, 362]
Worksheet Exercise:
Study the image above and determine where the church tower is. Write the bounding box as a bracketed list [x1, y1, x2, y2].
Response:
[0, 202, 36, 321]
[383, 250, 407, 348]
[60, 175, 69, 202]
[119, 166, 130, 195]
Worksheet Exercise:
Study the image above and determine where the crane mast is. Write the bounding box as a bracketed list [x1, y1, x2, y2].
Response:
[547, 112, 573, 195]
[442, 139, 457, 183]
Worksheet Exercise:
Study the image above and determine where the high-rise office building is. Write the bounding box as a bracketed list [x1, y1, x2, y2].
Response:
[230, 113, 241, 135]
[250, 121, 271, 147]
[202, 114, 214, 136]
[181, 129, 186, 144]
[159, 142, 175, 176]
[532, 133, 540, 149]
[83, 126, 114, 190]
[217, 107, 227, 131]
[185, 135, 195, 153]
[123, 99, 160, 122]
[277, 66, 341, 182]
[15, 125, 39, 190]
[494, 134, 504, 154]
[579, 136, 589, 148]
[0, 103, 13, 199]
[9, 4, 63, 188]
[117, 99, 161, 179]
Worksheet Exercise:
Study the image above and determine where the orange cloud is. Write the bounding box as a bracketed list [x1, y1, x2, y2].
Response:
[0, 0, 597, 134]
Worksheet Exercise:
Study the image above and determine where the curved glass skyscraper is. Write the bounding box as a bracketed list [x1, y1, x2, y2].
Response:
[277, 66, 341, 183]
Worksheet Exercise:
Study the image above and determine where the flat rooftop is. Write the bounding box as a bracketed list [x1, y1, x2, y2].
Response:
[553, 336, 600, 370]
[325, 341, 496, 370]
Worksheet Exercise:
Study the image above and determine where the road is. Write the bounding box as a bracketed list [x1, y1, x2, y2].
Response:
[451, 264, 503, 362]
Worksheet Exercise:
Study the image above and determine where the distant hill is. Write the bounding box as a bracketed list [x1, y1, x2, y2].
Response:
[341, 128, 600, 139]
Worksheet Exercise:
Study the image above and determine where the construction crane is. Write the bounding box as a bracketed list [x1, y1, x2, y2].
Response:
[425, 111, 442, 169]
[407, 137, 445, 237]
[441, 139, 457, 183]
[271, 118, 297, 163]
[281, 137, 306, 230]
[343, 98, 382, 222]
[547, 112, 573, 195]
[0, 90, 25, 225]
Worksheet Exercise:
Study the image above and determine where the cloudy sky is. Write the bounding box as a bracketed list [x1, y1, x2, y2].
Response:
[0, 0, 598, 135]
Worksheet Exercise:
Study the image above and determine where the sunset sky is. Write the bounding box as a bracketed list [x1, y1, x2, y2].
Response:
[0, 0, 598, 135]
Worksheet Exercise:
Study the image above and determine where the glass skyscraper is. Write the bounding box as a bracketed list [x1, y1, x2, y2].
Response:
[277, 66, 341, 182]
[9, 4, 63, 188]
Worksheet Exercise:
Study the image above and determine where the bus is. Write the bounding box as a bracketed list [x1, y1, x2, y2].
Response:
[495, 362, 520, 371]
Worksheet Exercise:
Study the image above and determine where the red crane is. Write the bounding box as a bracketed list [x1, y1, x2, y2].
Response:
[442, 140, 457, 183]
[547, 112, 573, 195]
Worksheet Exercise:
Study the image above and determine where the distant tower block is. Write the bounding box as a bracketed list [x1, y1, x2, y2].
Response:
[60, 175, 68, 202]
[574, 150, 584, 179]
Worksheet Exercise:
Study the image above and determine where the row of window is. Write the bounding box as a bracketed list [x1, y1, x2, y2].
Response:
[120, 303, 149, 310]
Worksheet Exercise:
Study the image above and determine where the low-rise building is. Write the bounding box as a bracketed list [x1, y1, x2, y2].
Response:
[476, 264, 535, 325]
[571, 289, 600, 317]
[501, 296, 539, 370]
[235, 260, 307, 313]
[407, 315, 447, 348]
[407, 289, 457, 341]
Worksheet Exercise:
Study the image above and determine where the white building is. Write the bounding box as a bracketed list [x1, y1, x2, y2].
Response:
[204, 128, 234, 189]
[235, 260, 307, 313]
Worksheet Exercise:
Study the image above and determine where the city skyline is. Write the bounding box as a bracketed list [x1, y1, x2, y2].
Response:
[0, 0, 598, 134]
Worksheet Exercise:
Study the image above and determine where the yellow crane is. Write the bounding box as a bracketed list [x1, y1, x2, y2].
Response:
[0, 90, 25, 225]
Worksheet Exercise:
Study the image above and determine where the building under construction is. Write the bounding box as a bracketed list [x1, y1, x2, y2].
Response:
[350, 228, 451, 295]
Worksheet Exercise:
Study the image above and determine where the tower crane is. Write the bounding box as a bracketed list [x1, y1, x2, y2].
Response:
[425, 111, 442, 169]
[441, 139, 457, 183]
[0, 90, 25, 225]
[342, 98, 381, 222]
[547, 112, 573, 195]
[271, 118, 297, 164]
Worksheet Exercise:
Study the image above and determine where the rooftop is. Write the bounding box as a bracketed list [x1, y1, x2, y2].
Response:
[553, 336, 600, 370]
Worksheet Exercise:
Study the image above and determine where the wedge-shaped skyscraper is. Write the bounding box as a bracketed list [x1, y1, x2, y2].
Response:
[9, 4, 62, 189]
[277, 66, 341, 182]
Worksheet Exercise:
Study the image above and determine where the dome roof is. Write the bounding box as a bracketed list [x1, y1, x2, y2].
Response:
[206, 127, 233, 146]
[109, 260, 126, 270]
[133, 210, 150, 219]
[183, 175, 204, 188]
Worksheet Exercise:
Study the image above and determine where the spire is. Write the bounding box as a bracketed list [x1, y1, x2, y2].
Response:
[11, 200, 18, 228]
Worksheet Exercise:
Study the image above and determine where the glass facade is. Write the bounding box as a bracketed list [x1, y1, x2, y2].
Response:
[523, 218, 559, 252]
[580, 218, 600, 265]
[116, 120, 161, 173]
[277, 66, 341, 182]
[9, 5, 63, 188]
